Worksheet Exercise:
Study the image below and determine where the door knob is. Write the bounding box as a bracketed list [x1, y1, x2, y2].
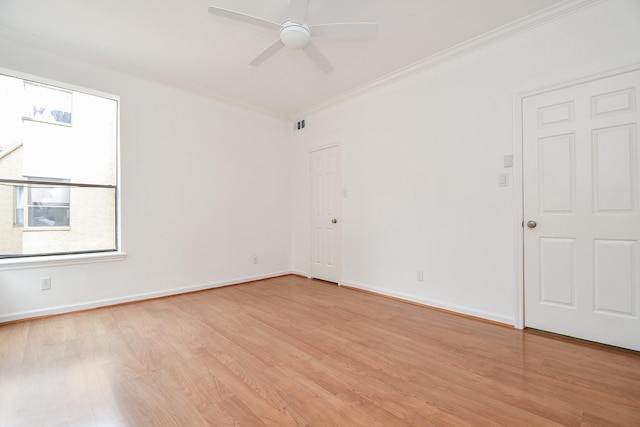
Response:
[527, 220, 537, 229]
[331, 218, 337, 224]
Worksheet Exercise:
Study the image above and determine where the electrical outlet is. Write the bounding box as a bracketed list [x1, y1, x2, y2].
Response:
[417, 271, 424, 282]
[253, 255, 259, 264]
[41, 277, 51, 291]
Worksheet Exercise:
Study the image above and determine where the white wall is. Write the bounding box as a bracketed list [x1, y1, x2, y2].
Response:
[0, 39, 293, 321]
[291, 0, 640, 324]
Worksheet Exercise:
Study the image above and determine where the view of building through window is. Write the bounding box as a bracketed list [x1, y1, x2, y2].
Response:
[0, 72, 118, 258]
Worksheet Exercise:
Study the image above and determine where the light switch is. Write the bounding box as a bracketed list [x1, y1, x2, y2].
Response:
[504, 154, 513, 168]
[498, 174, 509, 187]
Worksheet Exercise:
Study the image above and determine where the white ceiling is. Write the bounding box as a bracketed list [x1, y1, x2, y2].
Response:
[0, 0, 585, 118]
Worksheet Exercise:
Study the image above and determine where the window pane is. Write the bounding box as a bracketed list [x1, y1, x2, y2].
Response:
[0, 183, 116, 257]
[29, 184, 70, 204]
[24, 82, 73, 125]
[28, 204, 70, 227]
[14, 185, 24, 226]
[1, 74, 117, 187]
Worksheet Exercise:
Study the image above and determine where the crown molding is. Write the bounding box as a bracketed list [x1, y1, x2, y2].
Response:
[292, 0, 603, 119]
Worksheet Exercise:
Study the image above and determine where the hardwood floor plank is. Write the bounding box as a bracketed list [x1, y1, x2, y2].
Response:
[1, 275, 639, 426]
[0, 320, 28, 371]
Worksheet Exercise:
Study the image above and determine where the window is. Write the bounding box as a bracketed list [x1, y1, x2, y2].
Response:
[0, 71, 119, 259]
[14, 185, 24, 226]
[24, 82, 73, 125]
[27, 178, 71, 227]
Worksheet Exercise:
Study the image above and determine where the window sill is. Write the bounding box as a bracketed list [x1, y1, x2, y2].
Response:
[23, 226, 71, 232]
[0, 251, 127, 271]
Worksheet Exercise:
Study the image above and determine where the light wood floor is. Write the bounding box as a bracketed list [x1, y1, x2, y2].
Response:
[1, 275, 639, 426]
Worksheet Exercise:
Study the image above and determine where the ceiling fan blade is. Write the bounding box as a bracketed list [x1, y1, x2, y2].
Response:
[288, 0, 309, 24]
[249, 39, 285, 66]
[310, 22, 379, 39]
[303, 42, 333, 73]
[208, 6, 280, 31]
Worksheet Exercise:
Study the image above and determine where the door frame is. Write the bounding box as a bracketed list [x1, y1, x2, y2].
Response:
[308, 143, 342, 283]
[513, 62, 640, 330]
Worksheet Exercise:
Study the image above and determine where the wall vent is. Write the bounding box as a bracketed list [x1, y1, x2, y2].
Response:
[294, 119, 306, 131]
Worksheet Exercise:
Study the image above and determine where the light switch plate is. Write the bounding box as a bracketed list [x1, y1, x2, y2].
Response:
[504, 154, 513, 168]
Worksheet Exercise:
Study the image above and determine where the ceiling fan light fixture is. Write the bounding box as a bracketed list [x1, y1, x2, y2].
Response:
[280, 20, 311, 49]
[207, 4, 378, 72]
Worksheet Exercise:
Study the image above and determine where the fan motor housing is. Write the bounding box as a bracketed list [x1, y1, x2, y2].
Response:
[280, 20, 311, 50]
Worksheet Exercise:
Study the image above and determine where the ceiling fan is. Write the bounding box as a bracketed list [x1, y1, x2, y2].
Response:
[208, 0, 378, 73]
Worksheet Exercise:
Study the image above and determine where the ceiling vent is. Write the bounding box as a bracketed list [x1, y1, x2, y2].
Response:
[294, 119, 306, 131]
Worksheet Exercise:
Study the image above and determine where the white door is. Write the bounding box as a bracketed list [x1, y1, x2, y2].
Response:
[523, 69, 640, 351]
[310, 146, 340, 283]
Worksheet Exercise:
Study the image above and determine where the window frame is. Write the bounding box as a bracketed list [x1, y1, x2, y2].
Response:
[0, 67, 125, 268]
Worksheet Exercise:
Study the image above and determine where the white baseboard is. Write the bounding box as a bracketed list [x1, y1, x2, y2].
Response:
[0, 270, 292, 323]
[1, 272, 515, 326]
[289, 269, 310, 278]
[339, 279, 514, 326]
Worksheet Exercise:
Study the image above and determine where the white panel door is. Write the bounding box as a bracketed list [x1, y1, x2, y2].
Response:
[310, 146, 340, 283]
[523, 69, 640, 351]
